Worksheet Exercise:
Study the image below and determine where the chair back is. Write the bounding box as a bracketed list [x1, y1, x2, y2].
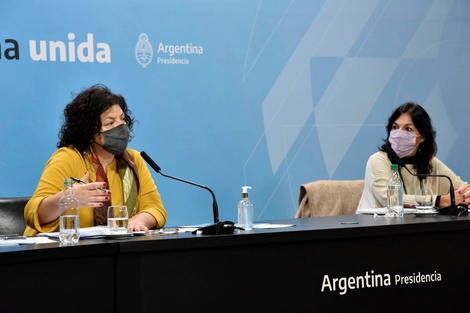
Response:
[295, 180, 364, 217]
[0, 197, 29, 234]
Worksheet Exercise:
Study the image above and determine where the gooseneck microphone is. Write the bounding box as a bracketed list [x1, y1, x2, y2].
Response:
[381, 144, 467, 216]
[140, 151, 238, 235]
[141, 151, 219, 223]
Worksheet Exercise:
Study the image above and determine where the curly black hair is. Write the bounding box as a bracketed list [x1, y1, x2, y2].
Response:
[57, 84, 135, 154]
[381, 102, 437, 176]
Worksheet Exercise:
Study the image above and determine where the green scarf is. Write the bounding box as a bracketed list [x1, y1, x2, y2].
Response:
[116, 151, 140, 217]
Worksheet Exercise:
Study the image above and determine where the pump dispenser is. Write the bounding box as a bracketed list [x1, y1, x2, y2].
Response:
[238, 186, 253, 230]
[241, 186, 251, 198]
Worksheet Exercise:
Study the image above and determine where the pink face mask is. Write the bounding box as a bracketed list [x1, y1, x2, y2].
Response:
[388, 129, 418, 158]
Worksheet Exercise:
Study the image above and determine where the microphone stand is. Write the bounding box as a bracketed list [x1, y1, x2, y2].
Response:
[158, 170, 219, 224]
[141, 151, 238, 235]
[382, 144, 468, 216]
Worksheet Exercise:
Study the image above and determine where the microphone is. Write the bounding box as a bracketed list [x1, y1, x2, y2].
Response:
[140, 151, 238, 235]
[381, 144, 467, 216]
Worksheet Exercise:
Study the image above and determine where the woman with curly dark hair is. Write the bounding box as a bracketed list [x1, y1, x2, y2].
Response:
[24, 84, 166, 236]
[356, 102, 469, 213]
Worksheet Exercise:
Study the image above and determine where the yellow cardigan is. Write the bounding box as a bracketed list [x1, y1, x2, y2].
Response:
[24, 146, 166, 236]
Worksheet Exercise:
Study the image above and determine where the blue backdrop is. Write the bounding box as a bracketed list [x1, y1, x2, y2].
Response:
[1, 0, 469, 227]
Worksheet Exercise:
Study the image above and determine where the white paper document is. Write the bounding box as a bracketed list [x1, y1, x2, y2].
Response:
[253, 223, 295, 229]
[0, 236, 56, 246]
[37, 226, 109, 238]
[356, 208, 417, 215]
[37, 227, 150, 239]
[33, 223, 297, 240]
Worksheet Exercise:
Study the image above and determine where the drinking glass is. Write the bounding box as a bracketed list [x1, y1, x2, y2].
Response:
[415, 188, 435, 213]
[107, 205, 129, 234]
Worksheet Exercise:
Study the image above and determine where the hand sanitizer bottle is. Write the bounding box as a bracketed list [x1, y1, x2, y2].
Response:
[238, 186, 253, 230]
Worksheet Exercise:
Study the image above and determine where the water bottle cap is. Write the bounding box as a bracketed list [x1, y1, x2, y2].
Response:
[391, 164, 398, 170]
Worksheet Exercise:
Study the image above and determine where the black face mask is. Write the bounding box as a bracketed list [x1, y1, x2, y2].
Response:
[100, 124, 130, 155]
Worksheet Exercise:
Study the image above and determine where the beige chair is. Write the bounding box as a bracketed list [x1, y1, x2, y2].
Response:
[295, 180, 364, 217]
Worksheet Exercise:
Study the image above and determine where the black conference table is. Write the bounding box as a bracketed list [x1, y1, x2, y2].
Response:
[1, 213, 469, 313]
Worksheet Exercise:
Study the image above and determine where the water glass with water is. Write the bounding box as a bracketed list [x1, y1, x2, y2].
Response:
[107, 205, 129, 234]
[415, 188, 435, 213]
